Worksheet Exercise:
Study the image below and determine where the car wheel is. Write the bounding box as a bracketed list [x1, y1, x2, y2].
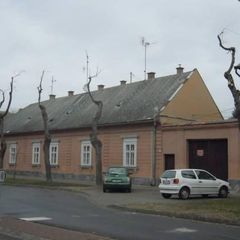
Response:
[202, 194, 208, 198]
[179, 187, 190, 200]
[162, 193, 171, 199]
[103, 185, 107, 193]
[126, 188, 132, 193]
[218, 186, 228, 198]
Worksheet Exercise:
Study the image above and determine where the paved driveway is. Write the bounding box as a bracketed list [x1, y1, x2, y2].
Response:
[80, 184, 161, 207]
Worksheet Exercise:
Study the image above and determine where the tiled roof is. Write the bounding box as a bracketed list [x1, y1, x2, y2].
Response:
[5, 70, 193, 134]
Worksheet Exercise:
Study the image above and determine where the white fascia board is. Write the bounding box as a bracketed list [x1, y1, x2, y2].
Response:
[168, 83, 184, 102]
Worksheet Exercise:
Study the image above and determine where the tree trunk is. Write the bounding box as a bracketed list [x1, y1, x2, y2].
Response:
[86, 74, 103, 185]
[38, 71, 52, 182]
[44, 135, 52, 182]
[0, 78, 13, 169]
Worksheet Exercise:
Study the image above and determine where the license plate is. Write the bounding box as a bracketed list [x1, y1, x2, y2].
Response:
[112, 179, 121, 183]
[163, 179, 170, 184]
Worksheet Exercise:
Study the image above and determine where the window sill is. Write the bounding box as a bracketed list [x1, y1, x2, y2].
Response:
[124, 166, 138, 173]
[8, 163, 16, 167]
[80, 165, 93, 169]
[32, 164, 41, 168]
[50, 164, 59, 168]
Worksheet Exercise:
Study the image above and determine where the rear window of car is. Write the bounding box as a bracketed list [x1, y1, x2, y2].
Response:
[161, 170, 176, 179]
[181, 170, 196, 179]
[108, 167, 127, 175]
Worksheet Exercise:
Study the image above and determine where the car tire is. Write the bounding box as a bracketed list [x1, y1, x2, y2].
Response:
[126, 188, 132, 193]
[202, 194, 208, 198]
[218, 186, 228, 198]
[103, 185, 107, 193]
[162, 193, 171, 199]
[179, 187, 190, 200]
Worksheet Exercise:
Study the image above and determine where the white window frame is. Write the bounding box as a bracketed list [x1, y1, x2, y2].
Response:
[81, 140, 92, 167]
[123, 138, 137, 167]
[32, 143, 41, 165]
[49, 142, 59, 166]
[9, 143, 17, 164]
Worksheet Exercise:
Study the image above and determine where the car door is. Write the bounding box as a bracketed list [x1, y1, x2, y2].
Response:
[180, 170, 199, 194]
[194, 170, 219, 194]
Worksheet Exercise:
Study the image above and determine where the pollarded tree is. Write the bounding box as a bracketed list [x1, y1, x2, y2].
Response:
[37, 71, 52, 182]
[217, 32, 240, 124]
[0, 78, 13, 169]
[85, 72, 103, 185]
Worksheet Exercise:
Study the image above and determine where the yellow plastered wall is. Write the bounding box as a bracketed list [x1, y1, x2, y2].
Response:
[161, 69, 223, 125]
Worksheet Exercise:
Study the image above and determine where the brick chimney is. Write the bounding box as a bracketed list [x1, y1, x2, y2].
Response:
[176, 64, 184, 75]
[147, 72, 156, 80]
[49, 94, 56, 100]
[98, 84, 104, 90]
[68, 91, 74, 96]
[120, 80, 127, 85]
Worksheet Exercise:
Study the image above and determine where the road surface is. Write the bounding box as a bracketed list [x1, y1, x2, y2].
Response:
[0, 185, 240, 240]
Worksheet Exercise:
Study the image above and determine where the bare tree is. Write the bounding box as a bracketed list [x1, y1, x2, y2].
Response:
[0, 77, 14, 169]
[37, 71, 52, 182]
[85, 71, 103, 185]
[217, 32, 240, 124]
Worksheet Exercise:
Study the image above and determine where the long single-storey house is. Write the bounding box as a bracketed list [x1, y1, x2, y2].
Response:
[4, 66, 237, 187]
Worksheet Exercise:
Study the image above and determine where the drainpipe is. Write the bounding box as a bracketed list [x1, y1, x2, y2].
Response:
[151, 107, 160, 186]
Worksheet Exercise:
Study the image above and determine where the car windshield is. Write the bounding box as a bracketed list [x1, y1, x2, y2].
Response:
[108, 167, 127, 175]
[161, 170, 176, 179]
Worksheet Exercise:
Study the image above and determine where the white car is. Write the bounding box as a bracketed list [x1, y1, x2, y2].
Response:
[159, 169, 230, 200]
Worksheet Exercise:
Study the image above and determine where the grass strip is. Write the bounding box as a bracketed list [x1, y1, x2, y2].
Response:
[124, 196, 240, 225]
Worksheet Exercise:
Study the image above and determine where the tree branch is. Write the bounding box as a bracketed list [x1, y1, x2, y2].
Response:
[0, 90, 5, 109]
[38, 70, 45, 104]
[217, 33, 236, 77]
[217, 32, 240, 124]
[235, 64, 240, 78]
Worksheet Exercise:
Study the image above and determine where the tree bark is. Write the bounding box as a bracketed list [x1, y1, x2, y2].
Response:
[38, 71, 52, 182]
[217, 33, 240, 125]
[86, 74, 103, 185]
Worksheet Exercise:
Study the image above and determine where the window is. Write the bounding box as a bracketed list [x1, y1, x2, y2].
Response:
[9, 144, 17, 164]
[161, 170, 176, 179]
[123, 138, 137, 167]
[49, 142, 58, 166]
[195, 170, 216, 180]
[81, 141, 92, 166]
[181, 170, 196, 179]
[32, 143, 40, 165]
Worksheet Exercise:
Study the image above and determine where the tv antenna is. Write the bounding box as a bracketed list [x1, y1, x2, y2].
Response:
[141, 37, 157, 80]
[50, 76, 56, 94]
[141, 37, 150, 80]
[82, 51, 90, 83]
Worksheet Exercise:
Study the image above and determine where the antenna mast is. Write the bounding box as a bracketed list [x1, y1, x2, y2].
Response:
[86, 51, 89, 81]
[141, 37, 150, 80]
[50, 76, 56, 94]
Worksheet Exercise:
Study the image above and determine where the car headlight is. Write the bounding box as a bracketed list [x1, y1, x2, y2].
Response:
[123, 177, 130, 183]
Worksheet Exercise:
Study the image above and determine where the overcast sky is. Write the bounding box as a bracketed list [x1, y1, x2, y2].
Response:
[0, 0, 240, 118]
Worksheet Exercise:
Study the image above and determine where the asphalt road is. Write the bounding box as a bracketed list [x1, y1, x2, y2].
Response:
[1, 185, 240, 240]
